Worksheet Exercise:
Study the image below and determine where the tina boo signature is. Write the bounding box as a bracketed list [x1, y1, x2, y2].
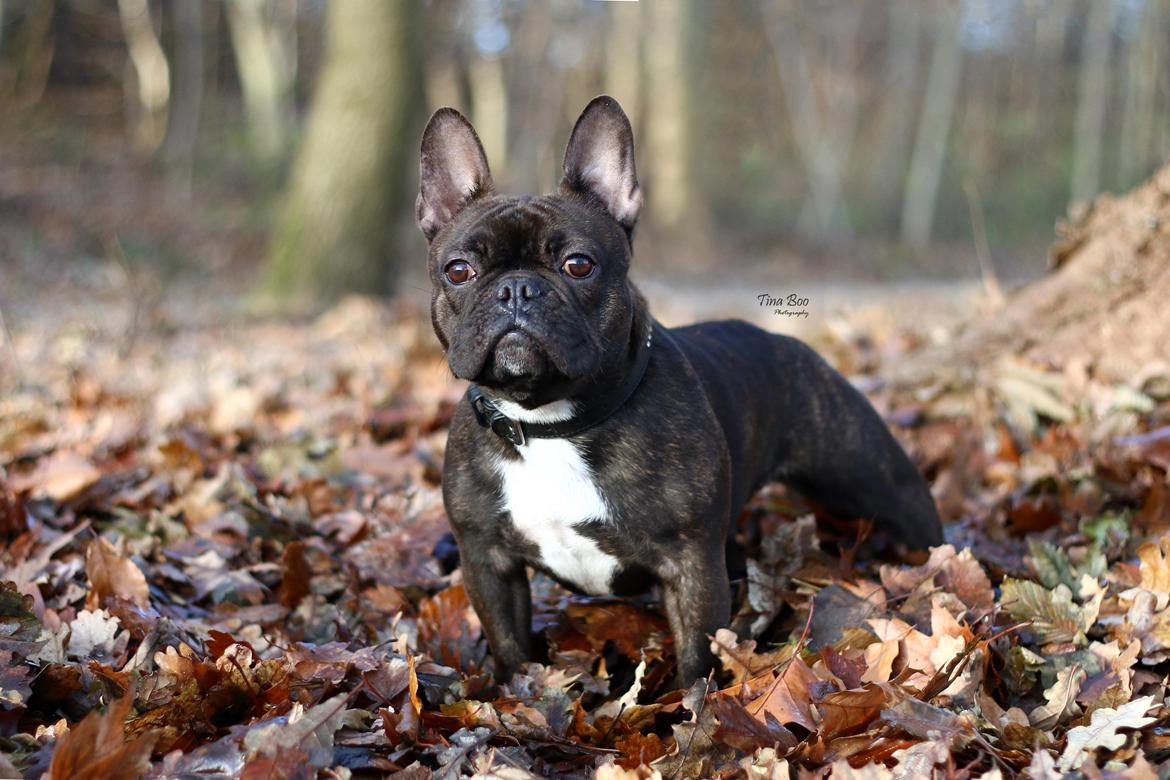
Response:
[757, 293, 810, 319]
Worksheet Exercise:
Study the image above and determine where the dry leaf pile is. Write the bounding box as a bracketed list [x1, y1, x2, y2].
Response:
[1, 295, 1169, 779]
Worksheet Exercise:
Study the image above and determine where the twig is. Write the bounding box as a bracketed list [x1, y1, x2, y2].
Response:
[963, 178, 1006, 308]
[984, 621, 1031, 645]
[599, 701, 627, 744]
[667, 670, 716, 780]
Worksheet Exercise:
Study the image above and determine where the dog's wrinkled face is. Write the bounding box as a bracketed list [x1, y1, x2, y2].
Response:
[417, 97, 644, 406]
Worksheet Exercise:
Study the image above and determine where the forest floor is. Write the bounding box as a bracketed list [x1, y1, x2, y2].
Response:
[1, 261, 1169, 779]
[3, 95, 1170, 778]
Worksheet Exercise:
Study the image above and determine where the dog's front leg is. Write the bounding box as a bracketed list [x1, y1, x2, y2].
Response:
[662, 545, 730, 684]
[459, 550, 532, 682]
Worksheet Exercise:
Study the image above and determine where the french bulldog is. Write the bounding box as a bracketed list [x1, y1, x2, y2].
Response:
[416, 96, 944, 684]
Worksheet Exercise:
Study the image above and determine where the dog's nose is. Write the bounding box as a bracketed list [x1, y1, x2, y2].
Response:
[496, 274, 543, 308]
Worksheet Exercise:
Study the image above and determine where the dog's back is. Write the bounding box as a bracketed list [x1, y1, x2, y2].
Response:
[669, 319, 943, 547]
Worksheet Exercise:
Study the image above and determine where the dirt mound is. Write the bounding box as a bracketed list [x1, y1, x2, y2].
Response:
[899, 160, 1170, 389]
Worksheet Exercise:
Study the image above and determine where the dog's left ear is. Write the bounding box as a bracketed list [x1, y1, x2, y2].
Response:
[560, 95, 643, 232]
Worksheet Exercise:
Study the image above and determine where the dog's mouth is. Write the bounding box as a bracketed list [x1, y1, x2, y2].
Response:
[489, 328, 550, 379]
[444, 309, 602, 390]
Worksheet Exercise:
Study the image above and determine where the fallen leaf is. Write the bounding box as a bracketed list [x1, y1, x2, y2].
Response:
[738, 748, 790, 780]
[417, 584, 484, 673]
[1027, 749, 1062, 780]
[1058, 695, 1157, 770]
[652, 680, 736, 779]
[15, 450, 102, 502]
[47, 694, 157, 780]
[710, 694, 797, 753]
[1136, 538, 1170, 594]
[0, 650, 33, 707]
[275, 540, 311, 607]
[1001, 578, 1101, 646]
[819, 684, 888, 740]
[809, 584, 879, 650]
[66, 609, 124, 661]
[240, 746, 312, 780]
[828, 759, 894, 779]
[85, 537, 150, 610]
[880, 545, 994, 614]
[0, 581, 43, 646]
[243, 692, 351, 768]
[0, 482, 27, 537]
[1029, 664, 1085, 729]
[612, 732, 669, 770]
[881, 698, 967, 744]
[430, 726, 493, 779]
[890, 738, 949, 779]
[563, 600, 669, 661]
[745, 654, 817, 731]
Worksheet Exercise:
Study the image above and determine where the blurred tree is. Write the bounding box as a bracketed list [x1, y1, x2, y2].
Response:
[604, 0, 642, 130]
[900, 3, 962, 249]
[1029, 3, 1071, 138]
[227, 0, 296, 168]
[868, 0, 922, 222]
[469, 45, 506, 175]
[1070, 0, 1113, 206]
[162, 1, 205, 192]
[505, 1, 560, 193]
[265, 0, 421, 303]
[421, 0, 466, 120]
[763, 1, 863, 242]
[0, 0, 55, 110]
[1119, 0, 1160, 188]
[117, 0, 170, 155]
[644, 0, 689, 231]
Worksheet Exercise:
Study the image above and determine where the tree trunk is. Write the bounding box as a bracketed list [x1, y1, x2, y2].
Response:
[226, 0, 297, 168]
[505, 0, 558, 194]
[469, 54, 507, 176]
[1028, 3, 1069, 136]
[1069, 0, 1113, 206]
[421, 0, 467, 126]
[869, 0, 922, 222]
[162, 0, 205, 192]
[0, 0, 56, 109]
[265, 0, 420, 304]
[117, 0, 170, 155]
[899, 4, 963, 249]
[604, 0, 643, 127]
[643, 0, 689, 231]
[762, 2, 863, 242]
[1118, 0, 1160, 188]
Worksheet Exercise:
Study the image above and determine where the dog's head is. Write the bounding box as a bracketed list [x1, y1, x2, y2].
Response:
[416, 96, 643, 407]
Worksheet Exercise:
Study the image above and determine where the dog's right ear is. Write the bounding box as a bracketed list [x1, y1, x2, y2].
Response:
[417, 108, 493, 241]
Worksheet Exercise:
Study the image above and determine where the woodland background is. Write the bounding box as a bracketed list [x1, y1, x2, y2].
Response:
[3, 1, 1170, 779]
[2, 0, 1170, 303]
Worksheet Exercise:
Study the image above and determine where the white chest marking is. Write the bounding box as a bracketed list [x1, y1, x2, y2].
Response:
[495, 438, 619, 595]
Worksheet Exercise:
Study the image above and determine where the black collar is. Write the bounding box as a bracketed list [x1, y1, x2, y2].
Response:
[466, 320, 656, 447]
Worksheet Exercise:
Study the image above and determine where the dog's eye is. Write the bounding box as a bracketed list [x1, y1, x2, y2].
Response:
[562, 254, 595, 279]
[443, 259, 476, 285]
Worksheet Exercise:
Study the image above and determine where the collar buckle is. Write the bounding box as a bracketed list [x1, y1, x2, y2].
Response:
[491, 416, 526, 447]
[468, 387, 527, 447]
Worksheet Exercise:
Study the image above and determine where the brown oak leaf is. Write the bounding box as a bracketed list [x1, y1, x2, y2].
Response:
[48, 694, 157, 780]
